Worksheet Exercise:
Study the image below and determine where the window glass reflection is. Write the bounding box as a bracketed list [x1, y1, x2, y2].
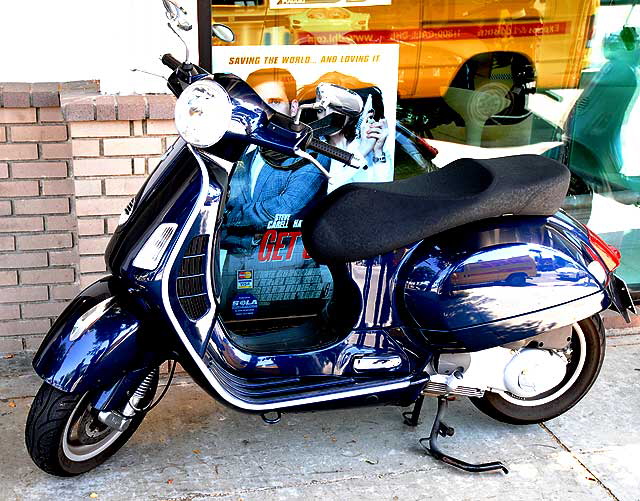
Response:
[210, 0, 640, 289]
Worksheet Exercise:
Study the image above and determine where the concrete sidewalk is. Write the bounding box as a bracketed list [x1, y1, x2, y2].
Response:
[1, 330, 639, 501]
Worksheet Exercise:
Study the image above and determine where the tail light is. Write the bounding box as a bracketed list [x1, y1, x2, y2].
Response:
[587, 228, 621, 272]
[417, 137, 439, 160]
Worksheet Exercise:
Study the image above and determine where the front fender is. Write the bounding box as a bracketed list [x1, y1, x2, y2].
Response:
[32, 277, 166, 394]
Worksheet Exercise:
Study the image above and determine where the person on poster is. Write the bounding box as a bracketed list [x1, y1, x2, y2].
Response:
[297, 72, 391, 192]
[222, 68, 331, 253]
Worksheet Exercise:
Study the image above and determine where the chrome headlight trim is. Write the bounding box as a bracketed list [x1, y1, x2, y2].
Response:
[175, 78, 232, 148]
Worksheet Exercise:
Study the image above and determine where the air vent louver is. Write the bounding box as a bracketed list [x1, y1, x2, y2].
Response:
[176, 235, 210, 320]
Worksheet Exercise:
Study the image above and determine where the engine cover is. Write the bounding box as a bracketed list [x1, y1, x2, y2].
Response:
[503, 348, 568, 398]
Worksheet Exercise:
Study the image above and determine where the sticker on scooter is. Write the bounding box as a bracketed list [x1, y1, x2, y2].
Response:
[237, 270, 254, 289]
[231, 293, 258, 318]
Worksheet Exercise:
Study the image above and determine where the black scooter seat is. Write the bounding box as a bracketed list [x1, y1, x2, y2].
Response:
[302, 155, 570, 263]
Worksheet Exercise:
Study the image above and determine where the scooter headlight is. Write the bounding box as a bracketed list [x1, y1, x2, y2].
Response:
[175, 78, 232, 148]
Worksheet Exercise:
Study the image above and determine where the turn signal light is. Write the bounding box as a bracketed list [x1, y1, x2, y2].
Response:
[587, 228, 621, 272]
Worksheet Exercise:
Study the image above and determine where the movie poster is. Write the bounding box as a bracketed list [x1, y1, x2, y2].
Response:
[212, 44, 399, 323]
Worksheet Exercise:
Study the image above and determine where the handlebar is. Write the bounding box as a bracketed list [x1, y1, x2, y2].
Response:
[308, 138, 364, 169]
[161, 53, 181, 71]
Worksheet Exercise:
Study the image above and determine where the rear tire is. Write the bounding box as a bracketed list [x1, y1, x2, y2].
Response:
[26, 376, 157, 476]
[470, 315, 605, 424]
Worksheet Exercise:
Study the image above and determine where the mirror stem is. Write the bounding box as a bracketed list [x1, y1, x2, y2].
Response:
[168, 22, 190, 65]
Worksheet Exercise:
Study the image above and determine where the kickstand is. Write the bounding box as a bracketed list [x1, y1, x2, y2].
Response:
[419, 396, 509, 474]
[403, 395, 425, 426]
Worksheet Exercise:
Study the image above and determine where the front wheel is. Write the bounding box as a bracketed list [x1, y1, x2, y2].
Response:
[26, 376, 157, 476]
[470, 315, 605, 424]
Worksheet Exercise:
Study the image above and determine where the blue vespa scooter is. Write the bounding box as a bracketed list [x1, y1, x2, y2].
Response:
[26, 1, 635, 477]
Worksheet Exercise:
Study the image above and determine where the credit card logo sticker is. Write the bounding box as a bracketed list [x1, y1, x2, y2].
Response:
[237, 270, 254, 289]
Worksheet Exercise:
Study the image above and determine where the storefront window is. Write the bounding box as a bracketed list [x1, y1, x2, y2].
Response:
[203, 0, 640, 301]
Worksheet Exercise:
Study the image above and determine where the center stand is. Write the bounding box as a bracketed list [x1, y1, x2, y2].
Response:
[404, 395, 509, 474]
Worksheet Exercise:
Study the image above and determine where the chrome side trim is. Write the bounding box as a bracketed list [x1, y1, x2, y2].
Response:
[162, 145, 413, 411]
[354, 355, 402, 371]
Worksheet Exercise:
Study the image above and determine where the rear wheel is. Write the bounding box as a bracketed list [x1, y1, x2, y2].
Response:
[470, 315, 605, 424]
[26, 374, 157, 476]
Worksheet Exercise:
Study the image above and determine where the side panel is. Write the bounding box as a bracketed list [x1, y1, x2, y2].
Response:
[32, 278, 167, 394]
[402, 215, 609, 351]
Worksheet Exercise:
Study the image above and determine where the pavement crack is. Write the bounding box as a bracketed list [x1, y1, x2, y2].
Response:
[539, 423, 620, 501]
[163, 465, 439, 500]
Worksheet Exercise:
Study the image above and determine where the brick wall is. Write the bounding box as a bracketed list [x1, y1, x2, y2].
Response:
[0, 83, 176, 353]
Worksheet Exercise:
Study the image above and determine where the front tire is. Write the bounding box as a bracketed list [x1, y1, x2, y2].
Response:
[470, 315, 605, 424]
[26, 378, 156, 476]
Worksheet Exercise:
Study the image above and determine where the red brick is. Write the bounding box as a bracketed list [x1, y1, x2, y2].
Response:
[80, 273, 108, 289]
[0, 270, 18, 286]
[11, 125, 68, 142]
[72, 139, 100, 157]
[0, 127, 5, 142]
[147, 119, 177, 135]
[23, 335, 47, 351]
[0, 181, 39, 197]
[0, 337, 23, 353]
[0, 108, 37, 124]
[0, 304, 20, 321]
[73, 158, 131, 177]
[0, 318, 50, 336]
[69, 121, 129, 138]
[79, 236, 111, 255]
[104, 177, 146, 196]
[106, 217, 120, 233]
[31, 83, 60, 108]
[0, 163, 7, 178]
[103, 137, 163, 156]
[51, 284, 81, 300]
[12, 162, 67, 178]
[80, 255, 107, 273]
[14, 197, 69, 215]
[1, 83, 31, 107]
[49, 249, 79, 266]
[147, 95, 175, 119]
[78, 218, 105, 235]
[46, 215, 77, 231]
[0, 235, 14, 251]
[133, 120, 144, 136]
[117, 96, 146, 120]
[164, 136, 179, 148]
[0, 252, 47, 268]
[0, 217, 44, 233]
[21, 268, 74, 284]
[75, 179, 102, 197]
[0, 286, 48, 304]
[95, 96, 117, 121]
[133, 158, 145, 174]
[39, 107, 64, 122]
[63, 98, 95, 121]
[41, 143, 72, 159]
[41, 179, 74, 196]
[0, 143, 38, 161]
[16, 233, 73, 250]
[148, 157, 163, 173]
[76, 198, 129, 217]
[21, 301, 66, 319]
[0, 201, 10, 215]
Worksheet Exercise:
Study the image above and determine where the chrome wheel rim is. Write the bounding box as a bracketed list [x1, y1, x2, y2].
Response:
[62, 394, 123, 462]
[498, 323, 587, 407]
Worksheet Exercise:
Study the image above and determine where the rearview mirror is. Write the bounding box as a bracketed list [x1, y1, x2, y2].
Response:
[212, 24, 236, 43]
